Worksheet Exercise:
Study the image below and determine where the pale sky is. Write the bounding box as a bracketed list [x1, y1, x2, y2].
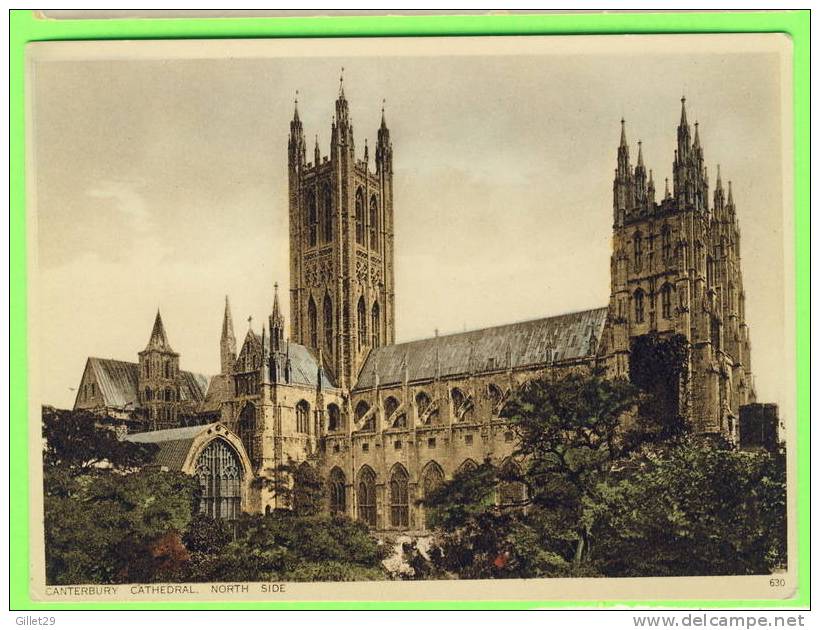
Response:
[28, 36, 791, 413]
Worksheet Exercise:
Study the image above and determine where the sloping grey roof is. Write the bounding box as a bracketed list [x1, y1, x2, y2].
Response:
[125, 423, 217, 471]
[200, 374, 231, 413]
[277, 342, 336, 389]
[354, 306, 608, 390]
[87, 357, 210, 409]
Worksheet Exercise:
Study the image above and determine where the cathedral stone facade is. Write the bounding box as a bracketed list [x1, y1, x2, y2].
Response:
[73, 84, 775, 531]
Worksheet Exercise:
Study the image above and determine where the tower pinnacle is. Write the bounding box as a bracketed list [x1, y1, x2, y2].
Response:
[220, 296, 237, 375]
[145, 309, 172, 352]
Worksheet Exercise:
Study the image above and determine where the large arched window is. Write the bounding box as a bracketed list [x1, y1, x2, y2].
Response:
[661, 283, 673, 319]
[321, 184, 333, 243]
[357, 466, 377, 527]
[661, 226, 672, 260]
[634, 289, 645, 324]
[355, 188, 365, 246]
[296, 400, 310, 434]
[357, 296, 367, 350]
[458, 459, 479, 475]
[323, 293, 333, 355]
[195, 439, 243, 520]
[371, 301, 380, 348]
[329, 467, 346, 515]
[487, 383, 504, 412]
[421, 462, 445, 529]
[369, 195, 379, 252]
[327, 403, 341, 432]
[389, 464, 410, 528]
[238, 403, 256, 464]
[308, 297, 318, 349]
[307, 194, 317, 247]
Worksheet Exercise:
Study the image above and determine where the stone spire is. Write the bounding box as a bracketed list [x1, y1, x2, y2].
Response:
[288, 90, 306, 169]
[220, 296, 237, 374]
[376, 98, 392, 174]
[145, 310, 172, 352]
[270, 281, 285, 352]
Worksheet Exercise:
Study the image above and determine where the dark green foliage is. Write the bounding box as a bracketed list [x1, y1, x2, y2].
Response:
[264, 460, 326, 516]
[42, 406, 158, 473]
[182, 514, 233, 555]
[423, 459, 498, 530]
[182, 511, 387, 582]
[628, 333, 690, 442]
[590, 438, 787, 576]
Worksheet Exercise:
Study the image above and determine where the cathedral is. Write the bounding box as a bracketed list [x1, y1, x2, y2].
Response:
[73, 81, 777, 530]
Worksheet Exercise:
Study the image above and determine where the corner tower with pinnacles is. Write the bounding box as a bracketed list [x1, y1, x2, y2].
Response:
[72, 84, 778, 528]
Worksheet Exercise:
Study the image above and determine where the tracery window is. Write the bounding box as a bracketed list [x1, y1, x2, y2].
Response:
[371, 302, 380, 348]
[634, 289, 645, 324]
[195, 439, 242, 521]
[323, 293, 333, 355]
[355, 189, 365, 246]
[327, 403, 341, 432]
[164, 361, 171, 378]
[238, 403, 256, 463]
[308, 297, 318, 349]
[321, 184, 333, 243]
[307, 194, 317, 247]
[662, 226, 672, 260]
[357, 466, 377, 527]
[296, 400, 310, 434]
[369, 196, 379, 252]
[329, 467, 346, 514]
[384, 396, 400, 420]
[661, 283, 673, 319]
[357, 297, 367, 351]
[145, 387, 153, 401]
[633, 231, 643, 270]
[389, 465, 410, 528]
[421, 462, 445, 529]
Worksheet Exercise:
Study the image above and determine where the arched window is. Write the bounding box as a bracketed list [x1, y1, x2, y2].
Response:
[165, 388, 173, 402]
[145, 387, 153, 402]
[389, 465, 410, 528]
[369, 195, 379, 252]
[296, 400, 310, 434]
[307, 194, 317, 247]
[458, 459, 479, 475]
[706, 256, 715, 288]
[195, 438, 243, 520]
[634, 289, 645, 324]
[384, 396, 400, 420]
[354, 400, 374, 432]
[164, 361, 171, 378]
[321, 184, 333, 243]
[371, 302, 380, 348]
[144, 362, 150, 378]
[633, 231, 643, 270]
[329, 467, 346, 514]
[357, 466, 377, 527]
[416, 391, 431, 415]
[661, 226, 672, 260]
[392, 413, 407, 429]
[308, 297, 318, 349]
[238, 403, 256, 463]
[357, 296, 367, 350]
[327, 403, 341, 432]
[421, 462, 445, 529]
[661, 283, 673, 319]
[355, 188, 365, 246]
[498, 460, 527, 507]
[451, 387, 465, 410]
[487, 383, 504, 411]
[323, 293, 333, 355]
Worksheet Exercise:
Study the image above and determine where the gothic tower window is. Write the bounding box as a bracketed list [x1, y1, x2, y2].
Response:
[633, 231, 643, 270]
[421, 462, 444, 529]
[661, 226, 672, 260]
[165, 388, 173, 402]
[327, 403, 341, 432]
[307, 194, 317, 247]
[634, 289, 645, 323]
[706, 256, 715, 288]
[329, 467, 346, 514]
[321, 184, 333, 243]
[323, 293, 333, 355]
[238, 403, 256, 464]
[195, 438, 242, 521]
[389, 464, 410, 528]
[355, 188, 365, 246]
[144, 362, 150, 378]
[371, 301, 380, 348]
[164, 361, 171, 378]
[308, 297, 318, 349]
[369, 195, 379, 252]
[296, 400, 311, 434]
[357, 466, 377, 527]
[145, 387, 152, 401]
[661, 283, 673, 319]
[357, 296, 367, 351]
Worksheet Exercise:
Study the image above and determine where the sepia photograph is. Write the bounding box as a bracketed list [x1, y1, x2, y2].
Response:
[25, 33, 795, 602]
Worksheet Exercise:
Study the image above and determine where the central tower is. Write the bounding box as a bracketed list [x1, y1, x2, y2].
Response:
[288, 75, 396, 388]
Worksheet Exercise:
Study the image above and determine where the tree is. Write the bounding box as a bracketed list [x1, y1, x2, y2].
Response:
[501, 369, 640, 565]
[263, 460, 325, 516]
[590, 437, 787, 576]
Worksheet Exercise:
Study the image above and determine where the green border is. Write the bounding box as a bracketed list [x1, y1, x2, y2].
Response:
[9, 9, 810, 611]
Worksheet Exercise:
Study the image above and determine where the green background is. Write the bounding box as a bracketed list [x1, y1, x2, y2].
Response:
[9, 9, 810, 610]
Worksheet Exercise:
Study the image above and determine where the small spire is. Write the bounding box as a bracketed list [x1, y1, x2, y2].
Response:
[665, 177, 670, 198]
[380, 98, 387, 127]
[222, 295, 235, 340]
[715, 164, 722, 188]
[293, 90, 300, 122]
[693, 121, 701, 147]
[680, 95, 688, 126]
[637, 140, 644, 167]
[247, 315, 253, 331]
[619, 118, 627, 147]
[727, 180, 734, 205]
[364, 138, 369, 163]
[339, 67, 345, 97]
[146, 309, 173, 352]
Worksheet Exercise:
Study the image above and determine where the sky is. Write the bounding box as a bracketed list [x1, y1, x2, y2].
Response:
[28, 35, 791, 413]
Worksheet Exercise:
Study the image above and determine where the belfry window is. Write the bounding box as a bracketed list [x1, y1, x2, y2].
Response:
[389, 465, 410, 528]
[371, 301, 380, 348]
[634, 289, 645, 323]
[307, 195, 317, 247]
[308, 297, 318, 349]
[322, 185, 333, 243]
[357, 297, 367, 351]
[238, 403, 256, 463]
[633, 231, 643, 269]
[661, 284, 673, 319]
[195, 439, 242, 521]
[323, 294, 333, 355]
[369, 196, 379, 252]
[662, 227, 672, 260]
[355, 189, 365, 246]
